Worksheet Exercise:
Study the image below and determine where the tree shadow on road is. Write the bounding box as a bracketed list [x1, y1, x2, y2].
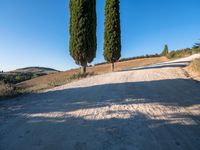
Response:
[1, 78, 200, 115]
[0, 78, 200, 149]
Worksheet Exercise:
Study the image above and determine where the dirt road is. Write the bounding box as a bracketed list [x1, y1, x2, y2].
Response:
[1, 54, 200, 150]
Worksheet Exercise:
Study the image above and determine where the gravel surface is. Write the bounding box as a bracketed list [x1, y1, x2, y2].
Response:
[0, 54, 200, 150]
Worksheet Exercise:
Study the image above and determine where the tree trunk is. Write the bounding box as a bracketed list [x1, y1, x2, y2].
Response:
[81, 65, 86, 74]
[111, 62, 114, 72]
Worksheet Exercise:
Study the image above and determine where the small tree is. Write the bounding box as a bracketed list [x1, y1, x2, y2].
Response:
[161, 44, 169, 56]
[193, 43, 200, 49]
[104, 0, 121, 71]
[69, 0, 97, 73]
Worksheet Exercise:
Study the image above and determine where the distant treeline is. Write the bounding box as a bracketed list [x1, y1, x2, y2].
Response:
[94, 46, 200, 66]
[94, 53, 160, 66]
[0, 72, 46, 84]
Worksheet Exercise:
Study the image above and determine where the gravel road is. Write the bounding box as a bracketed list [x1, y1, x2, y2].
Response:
[0, 54, 200, 150]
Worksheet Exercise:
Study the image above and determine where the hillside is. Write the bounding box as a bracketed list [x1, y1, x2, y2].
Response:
[17, 56, 168, 92]
[10, 67, 59, 74]
[0, 67, 59, 85]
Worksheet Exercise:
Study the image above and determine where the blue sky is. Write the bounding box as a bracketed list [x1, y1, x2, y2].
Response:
[0, 0, 200, 71]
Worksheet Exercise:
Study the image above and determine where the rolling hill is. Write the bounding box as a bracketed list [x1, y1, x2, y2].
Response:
[9, 67, 59, 74]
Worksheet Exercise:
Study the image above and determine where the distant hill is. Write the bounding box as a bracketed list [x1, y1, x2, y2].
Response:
[9, 67, 59, 74]
[0, 67, 60, 84]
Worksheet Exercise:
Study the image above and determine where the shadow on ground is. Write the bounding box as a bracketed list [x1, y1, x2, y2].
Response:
[0, 78, 200, 150]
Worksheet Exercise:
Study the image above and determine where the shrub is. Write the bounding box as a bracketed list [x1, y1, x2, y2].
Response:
[0, 81, 20, 98]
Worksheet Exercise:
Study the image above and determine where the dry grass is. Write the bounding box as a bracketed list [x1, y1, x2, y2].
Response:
[189, 58, 200, 72]
[17, 56, 168, 92]
[0, 81, 21, 98]
[186, 58, 200, 80]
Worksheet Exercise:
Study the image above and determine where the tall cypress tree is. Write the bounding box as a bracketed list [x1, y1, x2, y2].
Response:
[161, 44, 169, 56]
[69, 0, 97, 73]
[104, 0, 121, 71]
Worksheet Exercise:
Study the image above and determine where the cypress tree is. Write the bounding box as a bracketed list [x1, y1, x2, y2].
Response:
[69, 0, 97, 73]
[161, 44, 169, 56]
[104, 0, 121, 71]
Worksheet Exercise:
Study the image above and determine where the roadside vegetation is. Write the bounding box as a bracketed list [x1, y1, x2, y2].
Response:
[191, 59, 200, 73]
[0, 72, 42, 99]
[0, 81, 22, 98]
[0, 72, 95, 99]
[48, 72, 95, 87]
[167, 47, 200, 59]
[187, 58, 200, 74]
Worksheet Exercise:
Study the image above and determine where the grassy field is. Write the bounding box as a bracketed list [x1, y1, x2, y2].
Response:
[16, 56, 168, 92]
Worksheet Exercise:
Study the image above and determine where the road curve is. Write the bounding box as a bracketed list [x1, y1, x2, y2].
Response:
[0, 54, 200, 150]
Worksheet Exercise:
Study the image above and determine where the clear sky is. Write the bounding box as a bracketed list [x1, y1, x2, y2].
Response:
[0, 0, 200, 71]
